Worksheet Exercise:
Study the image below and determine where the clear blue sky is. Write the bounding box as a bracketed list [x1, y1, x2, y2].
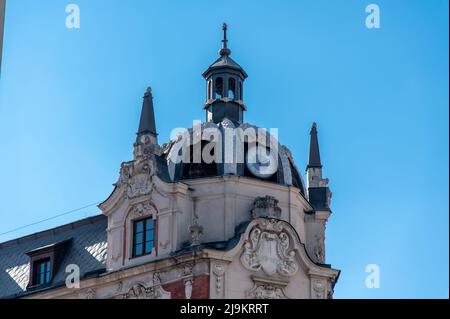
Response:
[0, 0, 448, 298]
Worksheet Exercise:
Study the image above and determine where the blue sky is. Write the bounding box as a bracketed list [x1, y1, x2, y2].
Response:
[0, 0, 448, 298]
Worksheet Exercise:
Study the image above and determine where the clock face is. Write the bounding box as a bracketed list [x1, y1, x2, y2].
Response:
[246, 145, 278, 179]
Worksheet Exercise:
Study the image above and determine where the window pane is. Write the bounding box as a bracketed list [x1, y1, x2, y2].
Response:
[145, 241, 153, 254]
[134, 244, 143, 257]
[34, 259, 51, 285]
[135, 221, 144, 233]
[146, 220, 155, 231]
[135, 231, 143, 244]
[145, 230, 154, 241]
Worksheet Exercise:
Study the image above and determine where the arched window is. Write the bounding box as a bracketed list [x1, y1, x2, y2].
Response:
[208, 80, 213, 100]
[239, 81, 243, 100]
[228, 78, 236, 99]
[207, 80, 210, 100]
[215, 77, 223, 99]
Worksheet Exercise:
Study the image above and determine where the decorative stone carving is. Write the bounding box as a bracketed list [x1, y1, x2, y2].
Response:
[184, 278, 193, 299]
[153, 272, 162, 286]
[247, 277, 288, 299]
[127, 174, 153, 199]
[118, 162, 133, 186]
[180, 263, 193, 277]
[127, 284, 148, 299]
[213, 264, 226, 294]
[248, 284, 287, 299]
[129, 202, 156, 219]
[314, 234, 325, 264]
[241, 220, 298, 277]
[251, 196, 282, 219]
[178, 263, 194, 299]
[327, 281, 334, 299]
[189, 213, 203, 246]
[118, 274, 170, 299]
[84, 288, 96, 299]
[312, 279, 326, 299]
[117, 158, 156, 199]
[147, 273, 170, 299]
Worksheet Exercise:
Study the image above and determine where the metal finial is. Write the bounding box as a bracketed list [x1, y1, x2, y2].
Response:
[144, 86, 152, 97]
[219, 23, 231, 56]
[222, 23, 228, 49]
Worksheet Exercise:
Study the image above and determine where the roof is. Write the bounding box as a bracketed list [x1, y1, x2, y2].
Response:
[0, 215, 107, 299]
[137, 87, 157, 137]
[307, 123, 322, 169]
[202, 55, 248, 79]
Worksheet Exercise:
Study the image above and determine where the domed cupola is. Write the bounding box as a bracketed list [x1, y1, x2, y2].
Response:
[202, 23, 248, 125]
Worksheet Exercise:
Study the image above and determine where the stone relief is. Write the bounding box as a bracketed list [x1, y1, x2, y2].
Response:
[129, 202, 156, 219]
[189, 213, 203, 246]
[312, 279, 326, 299]
[127, 174, 153, 199]
[180, 263, 193, 277]
[241, 220, 298, 277]
[212, 264, 226, 295]
[314, 234, 325, 264]
[116, 273, 170, 299]
[184, 278, 193, 299]
[126, 284, 147, 299]
[117, 158, 157, 199]
[251, 196, 282, 219]
[248, 283, 288, 299]
[178, 263, 194, 299]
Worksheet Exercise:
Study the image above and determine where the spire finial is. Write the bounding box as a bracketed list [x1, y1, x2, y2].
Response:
[137, 86, 157, 138]
[219, 22, 231, 56]
[222, 23, 228, 48]
[307, 122, 322, 169]
[144, 86, 152, 98]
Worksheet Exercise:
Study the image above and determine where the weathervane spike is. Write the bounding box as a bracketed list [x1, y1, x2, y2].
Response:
[222, 23, 228, 49]
[219, 23, 231, 56]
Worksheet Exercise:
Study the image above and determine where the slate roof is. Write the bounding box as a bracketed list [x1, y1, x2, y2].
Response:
[138, 87, 157, 137]
[0, 215, 107, 299]
[307, 123, 322, 169]
[202, 55, 248, 78]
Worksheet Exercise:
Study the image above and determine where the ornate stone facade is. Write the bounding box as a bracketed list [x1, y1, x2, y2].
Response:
[5, 24, 340, 300]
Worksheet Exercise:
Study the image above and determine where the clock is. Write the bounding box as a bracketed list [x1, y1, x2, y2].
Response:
[246, 145, 278, 179]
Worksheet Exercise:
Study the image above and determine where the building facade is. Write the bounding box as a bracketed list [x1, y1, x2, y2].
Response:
[0, 24, 340, 299]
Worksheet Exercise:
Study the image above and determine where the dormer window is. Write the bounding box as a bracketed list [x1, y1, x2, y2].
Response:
[25, 239, 71, 289]
[34, 258, 52, 286]
[133, 217, 155, 258]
